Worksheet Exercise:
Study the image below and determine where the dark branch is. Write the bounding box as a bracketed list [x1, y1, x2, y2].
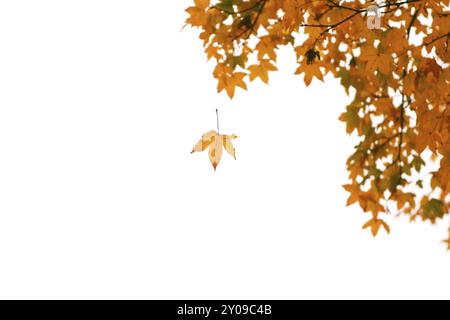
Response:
[407, 5, 421, 39]
[424, 32, 450, 47]
[233, 0, 268, 40]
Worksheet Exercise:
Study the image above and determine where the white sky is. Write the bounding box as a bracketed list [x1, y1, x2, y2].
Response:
[0, 0, 449, 299]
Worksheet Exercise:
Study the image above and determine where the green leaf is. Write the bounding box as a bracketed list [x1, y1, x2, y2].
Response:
[227, 54, 246, 69]
[339, 104, 361, 134]
[412, 156, 426, 172]
[388, 171, 402, 193]
[215, 0, 235, 13]
[423, 199, 445, 219]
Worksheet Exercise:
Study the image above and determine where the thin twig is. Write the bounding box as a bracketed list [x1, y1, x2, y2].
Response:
[424, 32, 450, 47]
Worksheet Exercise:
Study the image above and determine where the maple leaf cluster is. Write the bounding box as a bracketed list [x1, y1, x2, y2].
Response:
[186, 0, 450, 247]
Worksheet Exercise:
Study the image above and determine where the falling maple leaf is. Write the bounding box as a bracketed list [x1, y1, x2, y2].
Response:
[191, 130, 237, 170]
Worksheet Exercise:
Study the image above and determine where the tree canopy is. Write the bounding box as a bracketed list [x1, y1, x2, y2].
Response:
[186, 0, 450, 248]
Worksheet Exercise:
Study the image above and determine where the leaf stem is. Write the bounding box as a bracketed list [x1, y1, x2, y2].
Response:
[216, 109, 220, 134]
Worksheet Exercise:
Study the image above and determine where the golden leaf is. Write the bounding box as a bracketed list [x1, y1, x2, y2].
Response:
[192, 130, 237, 170]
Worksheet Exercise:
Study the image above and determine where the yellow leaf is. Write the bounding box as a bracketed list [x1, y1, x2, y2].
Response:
[194, 0, 209, 10]
[223, 134, 238, 159]
[295, 63, 324, 86]
[191, 130, 238, 170]
[248, 60, 277, 84]
[217, 72, 248, 99]
[209, 134, 223, 170]
[191, 130, 216, 153]
[363, 218, 390, 237]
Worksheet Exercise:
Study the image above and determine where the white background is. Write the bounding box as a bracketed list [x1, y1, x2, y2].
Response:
[0, 1, 449, 300]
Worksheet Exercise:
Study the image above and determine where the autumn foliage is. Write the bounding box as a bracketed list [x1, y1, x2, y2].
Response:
[186, 0, 450, 248]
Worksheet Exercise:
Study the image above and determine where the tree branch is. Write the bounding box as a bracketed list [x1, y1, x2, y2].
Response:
[298, 0, 423, 37]
[424, 32, 450, 47]
[407, 5, 421, 39]
[233, 0, 268, 40]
